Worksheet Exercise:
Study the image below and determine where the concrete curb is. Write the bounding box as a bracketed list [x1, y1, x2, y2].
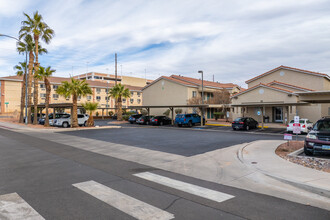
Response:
[287, 148, 304, 156]
[205, 123, 231, 127]
[237, 142, 330, 198]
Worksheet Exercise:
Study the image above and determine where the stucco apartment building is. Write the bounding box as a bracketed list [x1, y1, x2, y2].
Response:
[231, 66, 330, 124]
[142, 74, 240, 118]
[0, 74, 146, 115]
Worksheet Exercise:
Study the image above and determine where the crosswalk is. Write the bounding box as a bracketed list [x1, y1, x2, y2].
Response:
[0, 172, 235, 219]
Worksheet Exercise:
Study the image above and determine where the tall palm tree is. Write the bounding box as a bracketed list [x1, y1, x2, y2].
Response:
[37, 66, 55, 127]
[108, 84, 130, 121]
[56, 78, 92, 128]
[82, 102, 98, 127]
[17, 34, 47, 124]
[19, 11, 54, 124]
[13, 61, 27, 123]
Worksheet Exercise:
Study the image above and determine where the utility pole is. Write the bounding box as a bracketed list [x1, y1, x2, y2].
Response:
[213, 74, 214, 82]
[198, 70, 204, 126]
[115, 53, 117, 85]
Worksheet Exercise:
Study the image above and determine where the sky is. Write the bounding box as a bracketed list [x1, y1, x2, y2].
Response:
[1, 0, 330, 87]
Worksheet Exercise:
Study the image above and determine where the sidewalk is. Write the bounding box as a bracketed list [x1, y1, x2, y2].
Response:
[239, 140, 330, 196]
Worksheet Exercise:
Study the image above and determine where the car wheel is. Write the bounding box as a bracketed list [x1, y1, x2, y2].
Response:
[160, 121, 164, 126]
[63, 122, 69, 128]
[130, 122, 133, 124]
[246, 125, 249, 131]
[304, 146, 313, 156]
[84, 121, 87, 127]
[178, 124, 182, 127]
[233, 127, 236, 131]
[188, 121, 192, 127]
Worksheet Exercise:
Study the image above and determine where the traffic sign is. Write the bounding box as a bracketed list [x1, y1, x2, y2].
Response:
[284, 133, 292, 140]
[294, 116, 299, 123]
[293, 123, 301, 134]
[4, 102, 9, 105]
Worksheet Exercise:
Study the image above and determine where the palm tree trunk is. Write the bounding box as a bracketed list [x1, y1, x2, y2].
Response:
[33, 34, 39, 125]
[118, 97, 122, 121]
[44, 78, 50, 127]
[27, 51, 34, 124]
[87, 112, 94, 127]
[19, 73, 26, 123]
[72, 94, 78, 127]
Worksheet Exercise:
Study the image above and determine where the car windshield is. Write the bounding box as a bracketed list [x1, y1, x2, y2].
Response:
[313, 120, 330, 131]
[234, 118, 243, 122]
[176, 114, 184, 118]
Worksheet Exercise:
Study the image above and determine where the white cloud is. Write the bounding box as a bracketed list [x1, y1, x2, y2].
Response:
[0, 0, 330, 87]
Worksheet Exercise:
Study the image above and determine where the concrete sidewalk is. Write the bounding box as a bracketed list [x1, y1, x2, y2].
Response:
[239, 140, 330, 196]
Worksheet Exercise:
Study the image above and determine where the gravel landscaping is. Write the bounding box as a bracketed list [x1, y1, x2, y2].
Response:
[276, 141, 330, 173]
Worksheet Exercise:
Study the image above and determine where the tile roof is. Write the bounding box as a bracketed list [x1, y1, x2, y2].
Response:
[170, 75, 238, 89]
[0, 75, 143, 91]
[267, 81, 315, 91]
[245, 65, 330, 84]
[231, 83, 295, 98]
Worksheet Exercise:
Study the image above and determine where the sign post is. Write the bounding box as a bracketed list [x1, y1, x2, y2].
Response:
[284, 133, 293, 146]
[293, 116, 301, 140]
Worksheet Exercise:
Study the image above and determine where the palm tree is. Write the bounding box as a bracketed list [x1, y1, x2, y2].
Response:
[37, 66, 55, 126]
[17, 34, 47, 124]
[82, 102, 98, 127]
[19, 11, 54, 124]
[13, 61, 27, 123]
[108, 84, 130, 121]
[56, 78, 92, 128]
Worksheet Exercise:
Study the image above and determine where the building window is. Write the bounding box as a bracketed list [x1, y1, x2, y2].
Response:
[122, 98, 126, 102]
[130, 92, 134, 96]
[137, 99, 141, 104]
[78, 96, 81, 101]
[96, 88, 101, 93]
[96, 96, 101, 101]
[40, 84, 45, 89]
[130, 99, 134, 104]
[40, 93, 46, 99]
[87, 96, 91, 100]
[94, 76, 101, 79]
[137, 92, 141, 97]
[53, 94, 59, 99]
[53, 85, 58, 90]
[192, 91, 197, 97]
[105, 97, 109, 101]
[106, 104, 110, 108]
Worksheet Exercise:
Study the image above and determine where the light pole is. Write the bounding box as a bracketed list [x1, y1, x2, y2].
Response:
[0, 34, 28, 125]
[198, 70, 204, 126]
[106, 68, 109, 117]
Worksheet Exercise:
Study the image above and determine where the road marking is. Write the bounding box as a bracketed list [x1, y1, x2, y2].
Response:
[134, 172, 235, 203]
[73, 180, 174, 220]
[0, 192, 44, 220]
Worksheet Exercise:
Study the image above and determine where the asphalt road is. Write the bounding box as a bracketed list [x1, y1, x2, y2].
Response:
[64, 123, 304, 156]
[0, 128, 328, 219]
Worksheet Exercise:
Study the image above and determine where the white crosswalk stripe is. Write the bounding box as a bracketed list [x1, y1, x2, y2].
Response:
[73, 180, 175, 220]
[134, 172, 235, 203]
[0, 192, 44, 220]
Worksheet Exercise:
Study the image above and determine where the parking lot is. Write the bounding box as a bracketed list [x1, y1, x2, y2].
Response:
[63, 120, 302, 157]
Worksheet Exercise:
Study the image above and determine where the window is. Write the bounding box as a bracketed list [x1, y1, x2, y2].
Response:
[96, 88, 101, 93]
[137, 99, 141, 104]
[96, 96, 101, 101]
[105, 97, 109, 101]
[53, 85, 58, 90]
[123, 98, 126, 102]
[130, 99, 134, 104]
[40, 84, 45, 89]
[87, 96, 91, 100]
[192, 91, 197, 97]
[40, 93, 46, 99]
[105, 88, 109, 93]
[106, 104, 110, 108]
[94, 76, 101, 79]
[53, 94, 59, 99]
[78, 96, 81, 101]
[130, 92, 134, 96]
[137, 92, 141, 97]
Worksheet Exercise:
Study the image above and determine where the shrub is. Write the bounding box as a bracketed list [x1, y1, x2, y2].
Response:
[122, 115, 130, 121]
[109, 111, 114, 116]
[96, 111, 99, 117]
[163, 109, 170, 116]
[141, 109, 148, 115]
[214, 112, 224, 120]
[175, 109, 183, 114]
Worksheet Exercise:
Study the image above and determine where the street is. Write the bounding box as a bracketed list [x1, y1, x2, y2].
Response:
[0, 126, 328, 219]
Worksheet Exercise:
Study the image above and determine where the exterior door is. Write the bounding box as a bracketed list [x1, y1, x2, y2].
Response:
[273, 107, 283, 122]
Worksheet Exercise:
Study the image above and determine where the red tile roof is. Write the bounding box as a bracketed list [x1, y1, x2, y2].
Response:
[231, 83, 295, 98]
[170, 75, 238, 89]
[245, 65, 330, 84]
[267, 81, 315, 91]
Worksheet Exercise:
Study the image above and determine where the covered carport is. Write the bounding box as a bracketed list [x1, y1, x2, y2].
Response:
[231, 102, 310, 130]
[128, 104, 224, 125]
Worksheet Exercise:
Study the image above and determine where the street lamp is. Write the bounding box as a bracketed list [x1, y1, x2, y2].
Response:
[198, 70, 204, 126]
[106, 68, 109, 117]
[0, 34, 28, 125]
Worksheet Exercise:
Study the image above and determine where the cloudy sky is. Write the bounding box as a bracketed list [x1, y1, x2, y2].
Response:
[1, 0, 330, 87]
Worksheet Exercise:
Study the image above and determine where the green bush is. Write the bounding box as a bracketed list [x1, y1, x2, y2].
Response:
[96, 112, 99, 117]
[163, 109, 170, 116]
[175, 109, 183, 114]
[141, 109, 148, 115]
[214, 112, 224, 120]
[109, 111, 114, 116]
[122, 115, 130, 121]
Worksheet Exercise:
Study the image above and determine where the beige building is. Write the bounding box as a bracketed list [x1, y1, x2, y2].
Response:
[74, 72, 153, 87]
[0, 75, 143, 115]
[231, 66, 330, 124]
[142, 74, 240, 118]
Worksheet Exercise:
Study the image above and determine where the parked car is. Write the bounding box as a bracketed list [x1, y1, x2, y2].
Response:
[304, 117, 330, 156]
[47, 113, 71, 126]
[136, 115, 154, 125]
[53, 114, 89, 128]
[232, 117, 258, 131]
[287, 118, 313, 134]
[175, 113, 205, 127]
[24, 113, 45, 123]
[150, 116, 172, 126]
[128, 114, 143, 124]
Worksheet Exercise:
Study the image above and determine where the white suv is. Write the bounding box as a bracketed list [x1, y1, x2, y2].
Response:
[54, 114, 89, 128]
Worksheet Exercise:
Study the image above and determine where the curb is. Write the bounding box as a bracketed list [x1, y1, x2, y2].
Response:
[287, 148, 304, 156]
[205, 123, 231, 127]
[237, 142, 330, 198]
